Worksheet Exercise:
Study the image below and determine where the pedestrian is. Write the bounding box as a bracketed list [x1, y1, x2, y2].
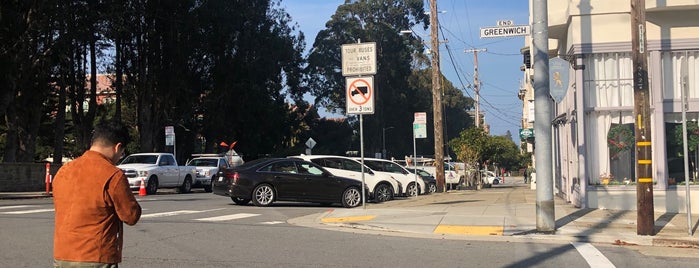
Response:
[523, 168, 528, 183]
[53, 120, 142, 268]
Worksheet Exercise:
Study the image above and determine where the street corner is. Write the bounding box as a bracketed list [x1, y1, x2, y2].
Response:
[434, 224, 504, 236]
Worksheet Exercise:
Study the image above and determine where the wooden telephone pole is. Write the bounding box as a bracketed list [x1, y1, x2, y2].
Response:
[631, 0, 654, 235]
[429, 0, 445, 192]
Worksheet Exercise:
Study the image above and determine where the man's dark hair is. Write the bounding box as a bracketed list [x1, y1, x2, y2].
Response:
[91, 120, 131, 146]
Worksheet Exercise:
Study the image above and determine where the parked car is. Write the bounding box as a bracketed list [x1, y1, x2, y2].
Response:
[290, 155, 400, 202]
[401, 158, 463, 188]
[186, 155, 230, 192]
[407, 168, 437, 194]
[482, 170, 501, 187]
[212, 158, 365, 208]
[357, 157, 426, 196]
[118, 153, 197, 194]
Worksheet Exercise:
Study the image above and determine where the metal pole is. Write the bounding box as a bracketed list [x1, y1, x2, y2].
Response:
[413, 123, 418, 197]
[680, 54, 693, 235]
[360, 114, 366, 209]
[382, 127, 386, 159]
[429, 0, 445, 192]
[532, 0, 555, 232]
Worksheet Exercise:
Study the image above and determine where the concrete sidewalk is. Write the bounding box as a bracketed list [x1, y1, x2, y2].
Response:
[316, 182, 699, 248]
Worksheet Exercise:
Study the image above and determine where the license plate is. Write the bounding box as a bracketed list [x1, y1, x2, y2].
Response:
[218, 177, 223, 182]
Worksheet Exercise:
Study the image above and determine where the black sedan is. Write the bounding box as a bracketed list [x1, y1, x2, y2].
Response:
[212, 158, 364, 208]
[408, 168, 437, 194]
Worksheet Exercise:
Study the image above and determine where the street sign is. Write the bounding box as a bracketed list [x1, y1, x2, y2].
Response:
[480, 25, 530, 38]
[414, 112, 427, 139]
[346, 77, 375, 114]
[414, 112, 427, 124]
[305, 138, 316, 149]
[413, 123, 427, 139]
[341, 42, 377, 76]
[165, 126, 175, 146]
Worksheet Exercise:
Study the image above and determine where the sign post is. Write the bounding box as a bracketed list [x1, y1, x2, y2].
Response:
[165, 126, 175, 157]
[413, 112, 427, 196]
[343, 41, 377, 208]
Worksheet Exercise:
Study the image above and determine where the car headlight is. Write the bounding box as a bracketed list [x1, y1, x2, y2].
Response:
[138, 170, 149, 177]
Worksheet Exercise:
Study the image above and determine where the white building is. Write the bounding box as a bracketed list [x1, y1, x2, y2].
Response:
[521, 0, 699, 213]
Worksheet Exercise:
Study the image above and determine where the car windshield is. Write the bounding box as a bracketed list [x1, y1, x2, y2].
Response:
[187, 159, 218, 167]
[120, 155, 158, 164]
[363, 160, 384, 171]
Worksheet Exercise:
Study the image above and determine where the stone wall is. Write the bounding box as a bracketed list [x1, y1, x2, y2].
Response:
[0, 163, 61, 192]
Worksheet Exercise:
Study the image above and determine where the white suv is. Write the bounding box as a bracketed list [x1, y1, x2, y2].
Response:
[290, 155, 400, 202]
[356, 157, 426, 197]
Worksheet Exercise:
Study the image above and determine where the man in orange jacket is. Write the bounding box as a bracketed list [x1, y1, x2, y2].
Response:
[53, 120, 141, 268]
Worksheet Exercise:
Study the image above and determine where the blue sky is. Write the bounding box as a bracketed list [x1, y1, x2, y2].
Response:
[283, 0, 530, 141]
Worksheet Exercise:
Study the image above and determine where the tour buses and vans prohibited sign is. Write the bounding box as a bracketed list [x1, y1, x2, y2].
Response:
[346, 77, 375, 115]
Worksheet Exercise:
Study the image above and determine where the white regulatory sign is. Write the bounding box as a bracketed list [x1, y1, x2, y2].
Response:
[480, 25, 531, 38]
[346, 77, 375, 115]
[341, 42, 377, 76]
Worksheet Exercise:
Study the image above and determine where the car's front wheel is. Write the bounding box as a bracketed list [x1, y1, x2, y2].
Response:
[406, 183, 419, 197]
[373, 184, 393, 203]
[251, 184, 275, 206]
[231, 197, 251, 205]
[341, 187, 362, 208]
[179, 176, 192, 193]
[146, 177, 158, 195]
[428, 183, 437, 194]
[203, 176, 214, 193]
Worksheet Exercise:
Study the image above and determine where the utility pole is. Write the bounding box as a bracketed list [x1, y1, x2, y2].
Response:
[429, 0, 445, 192]
[464, 48, 487, 128]
[532, 0, 555, 233]
[631, 0, 654, 235]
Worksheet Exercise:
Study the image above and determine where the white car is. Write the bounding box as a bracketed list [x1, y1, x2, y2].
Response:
[290, 155, 399, 202]
[185, 156, 230, 192]
[357, 157, 426, 196]
[482, 170, 501, 187]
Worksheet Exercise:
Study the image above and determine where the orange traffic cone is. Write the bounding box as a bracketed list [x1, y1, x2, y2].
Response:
[138, 178, 147, 196]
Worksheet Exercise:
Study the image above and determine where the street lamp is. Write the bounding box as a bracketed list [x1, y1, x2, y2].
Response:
[382, 126, 394, 159]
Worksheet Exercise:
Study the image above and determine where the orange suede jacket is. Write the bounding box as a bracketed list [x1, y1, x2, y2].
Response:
[53, 150, 141, 264]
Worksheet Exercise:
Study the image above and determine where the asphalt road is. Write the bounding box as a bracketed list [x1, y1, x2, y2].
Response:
[1, 190, 697, 267]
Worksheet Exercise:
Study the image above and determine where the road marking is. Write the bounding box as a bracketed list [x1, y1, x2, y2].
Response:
[196, 213, 260, 222]
[0, 208, 54, 214]
[260, 221, 285, 225]
[433, 225, 504, 236]
[0, 205, 37, 210]
[571, 242, 615, 268]
[141, 210, 202, 218]
[321, 215, 376, 223]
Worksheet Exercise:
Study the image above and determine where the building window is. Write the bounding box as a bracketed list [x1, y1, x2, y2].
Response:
[662, 51, 699, 100]
[583, 52, 635, 109]
[583, 52, 638, 184]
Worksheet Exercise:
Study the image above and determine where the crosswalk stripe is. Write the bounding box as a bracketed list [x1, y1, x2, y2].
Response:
[196, 213, 260, 222]
[571, 242, 615, 268]
[141, 210, 201, 218]
[0, 208, 55, 214]
[0, 205, 37, 210]
[140, 208, 225, 218]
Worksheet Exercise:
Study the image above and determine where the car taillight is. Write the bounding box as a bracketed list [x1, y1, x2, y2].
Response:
[225, 172, 240, 184]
